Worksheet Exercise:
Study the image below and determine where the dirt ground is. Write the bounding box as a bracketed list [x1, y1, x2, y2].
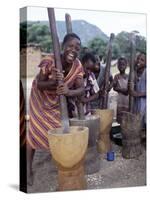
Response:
[27, 142, 146, 193]
[25, 78, 146, 193]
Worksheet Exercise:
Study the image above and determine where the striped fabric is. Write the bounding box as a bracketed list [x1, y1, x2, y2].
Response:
[20, 80, 26, 147]
[27, 54, 84, 150]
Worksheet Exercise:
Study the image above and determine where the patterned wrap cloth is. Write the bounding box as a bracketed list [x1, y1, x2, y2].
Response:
[20, 80, 26, 147]
[27, 54, 84, 150]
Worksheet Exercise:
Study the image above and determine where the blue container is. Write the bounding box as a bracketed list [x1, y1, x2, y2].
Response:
[107, 151, 115, 161]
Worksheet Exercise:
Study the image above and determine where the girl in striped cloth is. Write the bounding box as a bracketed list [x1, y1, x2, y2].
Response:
[27, 33, 84, 186]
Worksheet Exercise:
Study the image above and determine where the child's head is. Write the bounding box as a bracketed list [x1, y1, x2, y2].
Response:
[62, 33, 81, 64]
[117, 57, 127, 73]
[135, 52, 146, 71]
[81, 52, 96, 73]
[92, 54, 101, 73]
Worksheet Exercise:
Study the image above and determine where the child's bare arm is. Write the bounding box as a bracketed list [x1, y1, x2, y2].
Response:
[81, 93, 99, 103]
[129, 90, 146, 97]
[113, 75, 128, 95]
[37, 67, 63, 91]
[56, 78, 84, 97]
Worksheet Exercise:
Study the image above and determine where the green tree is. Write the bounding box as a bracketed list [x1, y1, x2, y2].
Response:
[114, 31, 146, 59]
[20, 22, 53, 52]
[20, 22, 27, 46]
[87, 36, 120, 60]
[88, 37, 107, 57]
[20, 22, 146, 57]
[135, 35, 146, 53]
[114, 31, 131, 59]
[112, 42, 120, 59]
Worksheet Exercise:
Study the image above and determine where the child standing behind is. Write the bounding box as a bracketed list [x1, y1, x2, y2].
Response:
[130, 52, 146, 129]
[81, 53, 100, 115]
[113, 57, 129, 123]
[91, 54, 113, 109]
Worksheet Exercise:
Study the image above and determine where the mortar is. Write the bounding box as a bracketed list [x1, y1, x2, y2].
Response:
[70, 115, 100, 174]
[48, 126, 89, 191]
[93, 109, 114, 154]
[121, 111, 142, 159]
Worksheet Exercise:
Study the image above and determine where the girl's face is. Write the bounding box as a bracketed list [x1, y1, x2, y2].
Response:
[84, 59, 95, 74]
[118, 59, 127, 73]
[136, 54, 146, 70]
[93, 64, 100, 73]
[63, 38, 81, 64]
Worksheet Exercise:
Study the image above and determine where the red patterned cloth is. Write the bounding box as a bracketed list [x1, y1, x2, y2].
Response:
[20, 80, 26, 147]
[27, 54, 84, 150]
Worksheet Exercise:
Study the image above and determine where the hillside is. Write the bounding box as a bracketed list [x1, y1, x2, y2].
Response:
[28, 20, 108, 45]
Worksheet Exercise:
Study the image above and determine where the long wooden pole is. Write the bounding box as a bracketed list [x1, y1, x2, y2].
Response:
[65, 13, 72, 33]
[65, 13, 85, 120]
[47, 8, 69, 133]
[129, 33, 136, 113]
[102, 33, 115, 109]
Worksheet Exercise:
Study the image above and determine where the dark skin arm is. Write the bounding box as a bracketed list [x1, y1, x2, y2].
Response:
[130, 91, 146, 97]
[81, 93, 99, 103]
[128, 80, 146, 97]
[37, 64, 84, 96]
[37, 67, 63, 91]
[56, 77, 85, 97]
[129, 88, 146, 97]
[37, 76, 57, 91]
[113, 85, 128, 96]
[113, 75, 128, 95]
[114, 87, 128, 95]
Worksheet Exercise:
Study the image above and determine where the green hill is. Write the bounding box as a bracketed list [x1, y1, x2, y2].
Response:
[27, 20, 108, 45]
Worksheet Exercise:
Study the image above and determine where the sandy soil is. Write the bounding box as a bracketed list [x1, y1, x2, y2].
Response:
[27, 142, 146, 193]
[25, 78, 146, 193]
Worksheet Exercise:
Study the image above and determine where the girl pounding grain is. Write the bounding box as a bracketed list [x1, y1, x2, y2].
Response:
[27, 33, 84, 186]
[113, 57, 129, 123]
[130, 52, 146, 129]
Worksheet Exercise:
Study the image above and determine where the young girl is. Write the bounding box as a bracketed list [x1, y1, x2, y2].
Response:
[113, 57, 129, 123]
[130, 52, 146, 128]
[27, 33, 84, 185]
[81, 52, 99, 115]
[91, 54, 113, 109]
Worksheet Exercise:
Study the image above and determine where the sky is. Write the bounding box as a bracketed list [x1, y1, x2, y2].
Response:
[21, 6, 147, 37]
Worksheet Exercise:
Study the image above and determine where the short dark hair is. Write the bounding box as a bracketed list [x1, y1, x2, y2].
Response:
[81, 52, 96, 64]
[62, 33, 81, 47]
[118, 57, 127, 65]
[137, 51, 146, 59]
